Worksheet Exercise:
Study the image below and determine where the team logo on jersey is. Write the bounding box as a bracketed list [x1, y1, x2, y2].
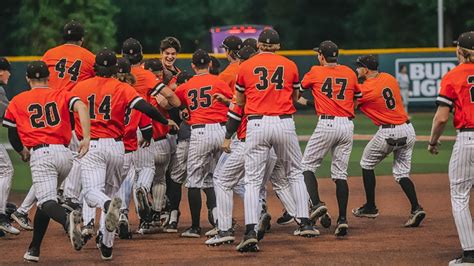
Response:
[395, 57, 458, 105]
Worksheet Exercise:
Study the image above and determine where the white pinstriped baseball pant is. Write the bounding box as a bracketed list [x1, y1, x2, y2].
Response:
[360, 123, 416, 181]
[30, 145, 73, 207]
[0, 144, 13, 214]
[449, 131, 474, 251]
[244, 115, 308, 225]
[150, 138, 171, 212]
[302, 117, 354, 180]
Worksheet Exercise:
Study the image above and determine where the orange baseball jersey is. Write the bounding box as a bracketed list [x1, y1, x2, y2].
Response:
[175, 73, 232, 125]
[150, 98, 170, 139]
[3, 87, 80, 148]
[123, 109, 152, 151]
[357, 73, 408, 126]
[131, 65, 165, 101]
[436, 63, 474, 129]
[227, 102, 248, 140]
[236, 52, 300, 116]
[301, 65, 360, 118]
[42, 44, 95, 91]
[219, 61, 240, 94]
[71, 76, 142, 139]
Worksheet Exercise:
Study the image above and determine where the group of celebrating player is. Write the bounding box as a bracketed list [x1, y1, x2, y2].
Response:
[0, 20, 473, 265]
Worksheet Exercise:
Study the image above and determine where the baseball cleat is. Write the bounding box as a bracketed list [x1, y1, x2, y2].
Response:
[164, 221, 178, 233]
[257, 213, 271, 241]
[160, 211, 170, 227]
[352, 204, 379, 219]
[105, 197, 122, 232]
[205, 227, 218, 238]
[335, 217, 348, 237]
[181, 226, 201, 238]
[236, 231, 259, 253]
[68, 210, 84, 251]
[294, 223, 320, 237]
[81, 219, 95, 245]
[404, 206, 426, 227]
[276, 210, 294, 225]
[118, 213, 130, 239]
[449, 254, 474, 265]
[151, 210, 162, 227]
[320, 213, 332, 228]
[137, 220, 153, 234]
[205, 230, 235, 246]
[11, 211, 33, 231]
[0, 220, 20, 235]
[23, 248, 40, 263]
[309, 202, 328, 222]
[135, 187, 151, 222]
[61, 198, 82, 213]
[95, 231, 103, 249]
[99, 242, 113, 261]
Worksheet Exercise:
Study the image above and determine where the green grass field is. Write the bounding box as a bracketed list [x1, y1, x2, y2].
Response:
[4, 112, 454, 192]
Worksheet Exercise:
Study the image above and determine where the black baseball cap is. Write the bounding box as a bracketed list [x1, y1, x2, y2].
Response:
[356, 55, 379, 70]
[258, 28, 280, 44]
[176, 71, 193, 85]
[144, 58, 163, 72]
[192, 49, 211, 66]
[117, 58, 131, 74]
[0, 58, 11, 71]
[237, 46, 256, 60]
[63, 20, 84, 41]
[314, 40, 339, 59]
[122, 38, 142, 56]
[455, 31, 474, 50]
[95, 49, 117, 67]
[242, 38, 258, 50]
[27, 61, 49, 79]
[221, 35, 242, 51]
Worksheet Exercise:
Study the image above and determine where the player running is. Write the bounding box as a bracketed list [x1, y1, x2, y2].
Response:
[300, 40, 360, 237]
[235, 29, 318, 252]
[428, 31, 474, 265]
[352, 55, 425, 228]
[3, 61, 91, 262]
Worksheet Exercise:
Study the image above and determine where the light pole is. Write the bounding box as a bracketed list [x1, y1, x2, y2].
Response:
[438, 0, 444, 48]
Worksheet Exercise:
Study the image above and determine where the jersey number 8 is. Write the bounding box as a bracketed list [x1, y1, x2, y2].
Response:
[382, 88, 396, 110]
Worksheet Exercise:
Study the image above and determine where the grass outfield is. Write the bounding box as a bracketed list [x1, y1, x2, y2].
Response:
[6, 112, 454, 192]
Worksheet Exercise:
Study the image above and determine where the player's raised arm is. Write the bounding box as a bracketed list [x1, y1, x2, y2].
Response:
[151, 83, 181, 108]
[132, 98, 178, 129]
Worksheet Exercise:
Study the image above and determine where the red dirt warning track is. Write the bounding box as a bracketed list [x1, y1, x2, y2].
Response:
[0, 173, 466, 265]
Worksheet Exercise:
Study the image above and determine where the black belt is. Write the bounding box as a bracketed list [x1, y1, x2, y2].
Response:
[125, 150, 133, 154]
[460, 128, 474, 132]
[91, 137, 122, 141]
[320, 115, 353, 120]
[191, 122, 226, 129]
[32, 144, 67, 151]
[153, 136, 167, 141]
[381, 120, 411, 129]
[248, 114, 292, 120]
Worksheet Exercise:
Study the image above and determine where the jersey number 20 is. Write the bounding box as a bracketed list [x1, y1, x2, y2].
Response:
[28, 102, 61, 128]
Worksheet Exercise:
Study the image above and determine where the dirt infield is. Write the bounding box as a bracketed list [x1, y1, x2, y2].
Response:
[0, 173, 466, 265]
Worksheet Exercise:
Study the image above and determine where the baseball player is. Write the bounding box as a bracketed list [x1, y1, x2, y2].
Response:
[174, 49, 232, 238]
[0, 57, 18, 236]
[352, 55, 425, 228]
[3, 61, 91, 262]
[235, 29, 318, 252]
[242, 38, 258, 51]
[11, 187, 35, 230]
[72, 49, 177, 260]
[428, 31, 474, 265]
[114, 57, 153, 239]
[42, 20, 95, 211]
[121, 38, 180, 234]
[160, 37, 182, 89]
[299, 40, 360, 237]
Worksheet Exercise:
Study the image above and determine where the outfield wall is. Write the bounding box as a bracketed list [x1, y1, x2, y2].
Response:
[4, 47, 457, 109]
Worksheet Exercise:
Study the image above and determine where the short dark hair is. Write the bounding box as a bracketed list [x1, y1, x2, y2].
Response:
[399, 64, 407, 72]
[160, 37, 181, 53]
[324, 56, 337, 63]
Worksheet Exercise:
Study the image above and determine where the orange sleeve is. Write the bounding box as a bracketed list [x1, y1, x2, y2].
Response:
[291, 62, 300, 90]
[122, 84, 143, 109]
[301, 69, 314, 90]
[437, 74, 456, 108]
[63, 91, 82, 111]
[138, 112, 152, 130]
[235, 66, 246, 93]
[217, 79, 233, 99]
[175, 85, 187, 106]
[228, 102, 243, 121]
[353, 73, 362, 99]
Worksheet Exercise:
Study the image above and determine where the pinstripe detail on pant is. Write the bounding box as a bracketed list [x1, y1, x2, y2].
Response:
[0, 144, 13, 214]
[169, 139, 189, 184]
[17, 186, 36, 214]
[449, 131, 474, 251]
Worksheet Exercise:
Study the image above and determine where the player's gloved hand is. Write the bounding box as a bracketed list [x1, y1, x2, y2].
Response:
[180, 108, 190, 121]
[213, 93, 231, 106]
[221, 138, 232, 153]
[20, 147, 30, 162]
[427, 141, 440, 155]
[139, 139, 151, 148]
[167, 119, 180, 131]
[78, 137, 90, 159]
[162, 69, 174, 85]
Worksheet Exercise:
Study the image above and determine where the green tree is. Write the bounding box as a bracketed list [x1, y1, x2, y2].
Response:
[11, 0, 118, 55]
